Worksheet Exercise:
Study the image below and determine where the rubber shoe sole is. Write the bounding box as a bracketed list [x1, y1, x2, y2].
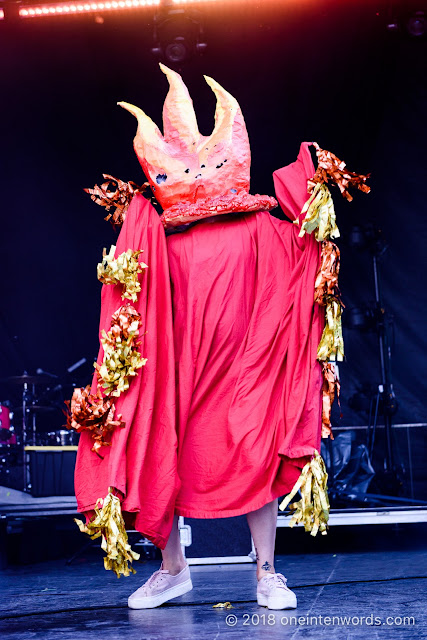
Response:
[128, 578, 193, 609]
[257, 591, 297, 610]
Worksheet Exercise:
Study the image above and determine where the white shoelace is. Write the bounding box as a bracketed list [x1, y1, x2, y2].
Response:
[264, 573, 289, 590]
[138, 568, 168, 594]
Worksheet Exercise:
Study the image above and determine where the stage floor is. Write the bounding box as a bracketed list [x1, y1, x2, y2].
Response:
[1, 543, 426, 639]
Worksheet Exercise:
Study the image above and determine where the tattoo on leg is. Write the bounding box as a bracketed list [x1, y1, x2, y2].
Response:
[261, 561, 272, 572]
[255, 547, 259, 561]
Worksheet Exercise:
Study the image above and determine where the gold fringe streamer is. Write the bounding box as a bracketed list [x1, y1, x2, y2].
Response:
[97, 245, 148, 303]
[296, 183, 340, 241]
[279, 451, 330, 536]
[84, 175, 146, 226]
[321, 362, 340, 439]
[314, 241, 342, 306]
[64, 386, 124, 457]
[317, 300, 344, 362]
[95, 305, 147, 397]
[308, 143, 371, 202]
[74, 487, 140, 577]
[71, 186, 152, 576]
[314, 242, 344, 434]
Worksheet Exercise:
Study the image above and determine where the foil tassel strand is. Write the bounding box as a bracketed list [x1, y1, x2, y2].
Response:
[97, 245, 148, 302]
[314, 241, 342, 307]
[279, 142, 370, 538]
[315, 240, 345, 365]
[95, 305, 147, 397]
[316, 300, 344, 362]
[72, 170, 152, 575]
[279, 451, 330, 536]
[321, 362, 340, 439]
[297, 183, 340, 241]
[64, 386, 124, 456]
[74, 487, 140, 577]
[308, 143, 371, 202]
[84, 174, 150, 226]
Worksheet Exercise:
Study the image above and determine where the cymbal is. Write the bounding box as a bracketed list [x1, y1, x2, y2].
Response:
[27, 405, 57, 413]
[2, 374, 52, 385]
[12, 404, 57, 413]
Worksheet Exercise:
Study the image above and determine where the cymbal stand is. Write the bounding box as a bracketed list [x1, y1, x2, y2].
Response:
[22, 381, 29, 491]
[20, 378, 36, 492]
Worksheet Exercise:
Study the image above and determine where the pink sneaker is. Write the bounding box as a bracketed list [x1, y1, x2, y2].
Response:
[257, 573, 297, 610]
[128, 562, 193, 609]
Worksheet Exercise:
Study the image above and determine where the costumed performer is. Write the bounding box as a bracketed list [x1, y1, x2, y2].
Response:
[69, 63, 370, 611]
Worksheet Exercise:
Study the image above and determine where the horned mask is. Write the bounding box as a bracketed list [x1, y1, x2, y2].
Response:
[119, 64, 277, 227]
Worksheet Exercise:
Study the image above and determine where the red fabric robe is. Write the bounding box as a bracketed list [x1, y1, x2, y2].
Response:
[74, 142, 324, 550]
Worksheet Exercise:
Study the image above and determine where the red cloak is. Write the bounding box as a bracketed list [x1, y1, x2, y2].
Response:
[74, 141, 324, 549]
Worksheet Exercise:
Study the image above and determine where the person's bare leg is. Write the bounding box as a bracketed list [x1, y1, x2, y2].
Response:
[246, 498, 278, 581]
[160, 514, 187, 575]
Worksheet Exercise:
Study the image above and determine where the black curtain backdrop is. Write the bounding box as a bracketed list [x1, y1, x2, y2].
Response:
[1, 1, 426, 439]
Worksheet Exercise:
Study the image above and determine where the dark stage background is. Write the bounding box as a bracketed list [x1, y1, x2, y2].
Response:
[0, 1, 426, 488]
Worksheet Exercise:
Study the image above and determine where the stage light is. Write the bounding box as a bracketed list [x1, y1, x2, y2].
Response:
[18, 0, 160, 18]
[407, 11, 425, 37]
[348, 224, 386, 256]
[164, 38, 188, 63]
[9, 0, 270, 21]
[172, 0, 217, 4]
[150, 6, 207, 65]
[345, 307, 376, 332]
[195, 40, 207, 53]
[386, 18, 400, 32]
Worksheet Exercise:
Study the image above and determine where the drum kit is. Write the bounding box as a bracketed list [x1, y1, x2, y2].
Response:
[0, 371, 80, 492]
